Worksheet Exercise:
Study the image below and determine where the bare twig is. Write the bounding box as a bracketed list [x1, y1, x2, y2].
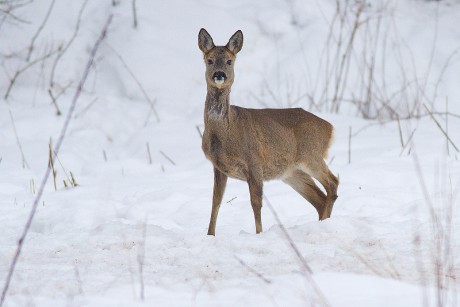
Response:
[25, 0, 56, 61]
[431, 47, 460, 106]
[196, 125, 203, 139]
[108, 45, 160, 122]
[48, 89, 62, 115]
[338, 242, 400, 280]
[445, 97, 450, 155]
[226, 196, 237, 204]
[48, 139, 57, 191]
[137, 220, 146, 301]
[74, 97, 98, 118]
[331, 2, 365, 113]
[348, 126, 352, 164]
[132, 0, 138, 28]
[49, 0, 88, 88]
[160, 150, 175, 166]
[423, 104, 459, 152]
[70, 171, 77, 187]
[235, 256, 271, 284]
[263, 194, 330, 306]
[396, 114, 404, 148]
[9, 110, 30, 169]
[0, 0, 32, 27]
[399, 128, 416, 157]
[263, 195, 312, 273]
[411, 150, 460, 306]
[4, 47, 60, 99]
[146, 142, 152, 164]
[50, 138, 76, 187]
[0, 15, 113, 306]
[30, 178, 36, 194]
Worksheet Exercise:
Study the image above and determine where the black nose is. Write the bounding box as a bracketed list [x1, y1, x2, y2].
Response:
[213, 71, 227, 80]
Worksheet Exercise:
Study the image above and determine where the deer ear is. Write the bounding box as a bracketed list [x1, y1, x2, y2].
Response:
[226, 30, 243, 54]
[198, 28, 215, 53]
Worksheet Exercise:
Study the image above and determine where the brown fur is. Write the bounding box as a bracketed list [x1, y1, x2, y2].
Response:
[198, 29, 339, 235]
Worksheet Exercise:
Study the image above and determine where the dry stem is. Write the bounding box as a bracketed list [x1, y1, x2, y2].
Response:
[25, 0, 56, 61]
[0, 15, 113, 306]
[9, 110, 30, 169]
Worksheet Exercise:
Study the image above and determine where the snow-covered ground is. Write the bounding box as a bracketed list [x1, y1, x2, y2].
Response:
[1, 0, 459, 306]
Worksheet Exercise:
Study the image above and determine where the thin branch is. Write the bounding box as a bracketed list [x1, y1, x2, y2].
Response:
[137, 220, 146, 301]
[160, 150, 175, 166]
[235, 256, 271, 284]
[49, 0, 88, 88]
[0, 6, 30, 25]
[48, 89, 61, 115]
[146, 142, 152, 164]
[8, 110, 30, 169]
[25, 0, 56, 61]
[108, 45, 160, 122]
[263, 195, 312, 273]
[0, 14, 113, 306]
[196, 125, 203, 139]
[73, 97, 98, 118]
[399, 128, 416, 157]
[52, 147, 73, 185]
[132, 0, 138, 28]
[226, 196, 237, 204]
[48, 139, 57, 191]
[423, 104, 459, 152]
[4, 47, 60, 100]
[445, 97, 450, 156]
[263, 195, 330, 307]
[348, 126, 352, 164]
[396, 114, 404, 148]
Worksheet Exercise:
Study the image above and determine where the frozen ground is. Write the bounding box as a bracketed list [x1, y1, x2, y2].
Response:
[1, 0, 460, 306]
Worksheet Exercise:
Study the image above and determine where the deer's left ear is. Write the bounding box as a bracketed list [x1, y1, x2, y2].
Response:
[226, 30, 243, 54]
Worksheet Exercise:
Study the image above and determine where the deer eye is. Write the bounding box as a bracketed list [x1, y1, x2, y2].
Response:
[207, 59, 214, 65]
[226, 60, 232, 65]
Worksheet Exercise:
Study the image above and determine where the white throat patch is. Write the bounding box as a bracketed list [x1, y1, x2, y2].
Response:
[207, 102, 226, 119]
[208, 108, 225, 120]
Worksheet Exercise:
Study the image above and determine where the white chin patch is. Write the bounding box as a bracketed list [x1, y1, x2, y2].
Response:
[214, 78, 224, 85]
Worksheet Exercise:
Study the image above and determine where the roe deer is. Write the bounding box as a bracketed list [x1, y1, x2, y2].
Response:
[198, 28, 339, 235]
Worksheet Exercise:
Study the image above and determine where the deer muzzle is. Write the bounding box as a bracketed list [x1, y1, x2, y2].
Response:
[213, 71, 227, 85]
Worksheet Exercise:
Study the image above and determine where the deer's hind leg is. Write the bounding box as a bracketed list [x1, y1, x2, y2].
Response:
[283, 170, 327, 220]
[299, 161, 338, 220]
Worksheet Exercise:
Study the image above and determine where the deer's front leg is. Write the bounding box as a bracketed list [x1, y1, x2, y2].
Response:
[207, 167, 228, 236]
[248, 174, 263, 234]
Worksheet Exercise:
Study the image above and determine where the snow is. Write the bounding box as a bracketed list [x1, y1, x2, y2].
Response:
[1, 0, 460, 306]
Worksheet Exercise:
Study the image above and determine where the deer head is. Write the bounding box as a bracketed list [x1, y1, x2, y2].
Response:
[198, 28, 243, 89]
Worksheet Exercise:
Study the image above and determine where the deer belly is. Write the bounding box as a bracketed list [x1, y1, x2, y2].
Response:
[202, 134, 248, 180]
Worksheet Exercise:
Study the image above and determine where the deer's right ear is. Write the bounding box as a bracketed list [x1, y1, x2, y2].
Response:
[198, 28, 215, 53]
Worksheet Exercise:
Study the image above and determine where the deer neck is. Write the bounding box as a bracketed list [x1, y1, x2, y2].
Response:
[205, 85, 231, 122]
